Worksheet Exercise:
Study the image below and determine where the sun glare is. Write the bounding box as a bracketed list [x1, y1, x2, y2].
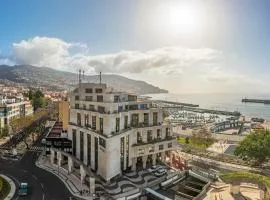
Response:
[156, 2, 204, 36]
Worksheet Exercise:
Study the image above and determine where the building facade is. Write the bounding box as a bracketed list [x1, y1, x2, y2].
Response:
[68, 83, 177, 181]
[0, 95, 34, 129]
[58, 101, 70, 131]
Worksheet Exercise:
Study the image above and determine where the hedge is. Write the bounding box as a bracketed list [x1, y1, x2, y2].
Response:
[220, 172, 270, 200]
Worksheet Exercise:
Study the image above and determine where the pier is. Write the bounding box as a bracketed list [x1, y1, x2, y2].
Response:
[242, 98, 270, 104]
[154, 100, 199, 107]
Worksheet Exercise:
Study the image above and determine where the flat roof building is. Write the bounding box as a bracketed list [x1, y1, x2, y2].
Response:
[68, 83, 177, 181]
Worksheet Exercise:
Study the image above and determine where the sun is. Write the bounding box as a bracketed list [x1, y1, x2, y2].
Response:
[156, 2, 204, 36]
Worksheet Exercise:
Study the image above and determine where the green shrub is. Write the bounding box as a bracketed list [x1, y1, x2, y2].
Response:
[0, 177, 11, 200]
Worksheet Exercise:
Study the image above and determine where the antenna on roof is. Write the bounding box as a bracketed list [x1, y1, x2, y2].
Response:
[78, 69, 82, 84]
[99, 71, 102, 84]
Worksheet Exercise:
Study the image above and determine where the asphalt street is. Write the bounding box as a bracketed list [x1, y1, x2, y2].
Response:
[0, 130, 76, 200]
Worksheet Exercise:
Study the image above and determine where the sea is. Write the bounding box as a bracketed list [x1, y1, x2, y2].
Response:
[146, 93, 270, 120]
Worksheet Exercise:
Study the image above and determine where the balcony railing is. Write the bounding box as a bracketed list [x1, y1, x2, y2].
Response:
[132, 136, 176, 147]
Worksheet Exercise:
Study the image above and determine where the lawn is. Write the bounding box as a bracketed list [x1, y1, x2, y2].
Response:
[177, 136, 210, 150]
[0, 177, 11, 200]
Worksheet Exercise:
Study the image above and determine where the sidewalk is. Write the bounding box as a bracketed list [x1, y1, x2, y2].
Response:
[36, 155, 94, 200]
[0, 174, 16, 200]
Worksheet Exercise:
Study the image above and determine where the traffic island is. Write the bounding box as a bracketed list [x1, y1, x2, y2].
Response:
[0, 174, 15, 200]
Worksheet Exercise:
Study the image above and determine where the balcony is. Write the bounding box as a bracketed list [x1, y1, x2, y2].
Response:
[132, 136, 176, 147]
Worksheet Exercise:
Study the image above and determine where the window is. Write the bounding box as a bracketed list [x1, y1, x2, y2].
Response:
[124, 116, 128, 129]
[166, 128, 170, 137]
[92, 116, 96, 130]
[131, 114, 139, 127]
[85, 96, 93, 101]
[137, 132, 142, 143]
[98, 106, 105, 113]
[114, 95, 120, 102]
[138, 148, 144, 155]
[99, 137, 106, 148]
[147, 130, 153, 142]
[159, 144, 164, 150]
[89, 105, 95, 111]
[149, 146, 154, 153]
[72, 129, 76, 156]
[80, 131, 84, 161]
[116, 118, 120, 132]
[153, 112, 158, 126]
[128, 95, 137, 101]
[144, 113, 149, 126]
[75, 95, 80, 100]
[126, 136, 129, 169]
[120, 137, 125, 170]
[85, 88, 93, 93]
[99, 118, 103, 134]
[77, 113, 81, 126]
[85, 114, 89, 127]
[83, 104, 86, 110]
[157, 129, 161, 139]
[95, 88, 102, 93]
[168, 142, 172, 148]
[75, 103, 79, 109]
[97, 95, 103, 102]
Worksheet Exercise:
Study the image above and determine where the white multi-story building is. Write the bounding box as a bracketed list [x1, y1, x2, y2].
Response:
[0, 95, 34, 129]
[68, 83, 177, 181]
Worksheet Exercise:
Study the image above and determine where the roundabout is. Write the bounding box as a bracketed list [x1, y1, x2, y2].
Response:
[0, 174, 15, 200]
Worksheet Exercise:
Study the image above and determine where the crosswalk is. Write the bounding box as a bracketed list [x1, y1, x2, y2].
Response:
[29, 146, 45, 152]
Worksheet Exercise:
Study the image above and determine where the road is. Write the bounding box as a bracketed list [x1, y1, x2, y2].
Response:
[0, 130, 75, 200]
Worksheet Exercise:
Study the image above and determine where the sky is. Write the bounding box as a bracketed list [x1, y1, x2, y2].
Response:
[0, 0, 270, 93]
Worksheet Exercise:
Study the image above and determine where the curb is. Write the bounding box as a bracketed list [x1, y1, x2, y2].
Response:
[0, 174, 16, 200]
[35, 158, 93, 200]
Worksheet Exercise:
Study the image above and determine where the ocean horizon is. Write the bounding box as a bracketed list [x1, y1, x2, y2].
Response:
[146, 93, 270, 120]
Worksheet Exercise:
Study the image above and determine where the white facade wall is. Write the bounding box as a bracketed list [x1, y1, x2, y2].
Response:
[68, 83, 177, 181]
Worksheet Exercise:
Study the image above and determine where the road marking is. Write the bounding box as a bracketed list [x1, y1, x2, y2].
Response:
[41, 182, 44, 189]
[42, 193, 45, 200]
[32, 175, 38, 180]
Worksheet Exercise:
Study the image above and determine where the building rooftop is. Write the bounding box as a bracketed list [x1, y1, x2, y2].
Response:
[47, 121, 63, 138]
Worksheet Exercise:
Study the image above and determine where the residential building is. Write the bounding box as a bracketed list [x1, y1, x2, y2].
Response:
[68, 83, 177, 181]
[0, 95, 34, 129]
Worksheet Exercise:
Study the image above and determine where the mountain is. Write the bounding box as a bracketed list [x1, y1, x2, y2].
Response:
[0, 65, 168, 94]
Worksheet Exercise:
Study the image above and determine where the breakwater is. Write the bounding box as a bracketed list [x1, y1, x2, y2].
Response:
[242, 98, 270, 104]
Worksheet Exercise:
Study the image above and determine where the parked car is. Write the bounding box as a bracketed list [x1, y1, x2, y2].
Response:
[148, 165, 162, 172]
[154, 169, 167, 177]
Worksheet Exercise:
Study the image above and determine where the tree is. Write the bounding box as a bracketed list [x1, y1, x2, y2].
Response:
[185, 137, 190, 144]
[191, 126, 215, 147]
[235, 129, 270, 164]
[24, 89, 45, 111]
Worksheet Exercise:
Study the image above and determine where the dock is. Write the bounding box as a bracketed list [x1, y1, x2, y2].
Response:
[242, 98, 270, 104]
[154, 100, 199, 108]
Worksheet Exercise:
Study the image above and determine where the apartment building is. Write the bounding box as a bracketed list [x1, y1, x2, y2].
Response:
[0, 95, 34, 129]
[68, 83, 177, 181]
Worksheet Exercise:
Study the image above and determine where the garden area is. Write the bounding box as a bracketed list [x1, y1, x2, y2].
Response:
[0, 176, 11, 200]
[220, 172, 270, 200]
[177, 127, 216, 150]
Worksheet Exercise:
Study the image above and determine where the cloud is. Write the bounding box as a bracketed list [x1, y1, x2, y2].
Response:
[12, 36, 223, 75]
[205, 67, 245, 83]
